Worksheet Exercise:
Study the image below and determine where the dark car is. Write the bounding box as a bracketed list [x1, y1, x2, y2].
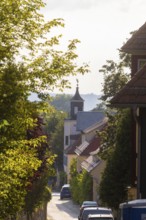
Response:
[78, 201, 98, 220]
[60, 184, 71, 200]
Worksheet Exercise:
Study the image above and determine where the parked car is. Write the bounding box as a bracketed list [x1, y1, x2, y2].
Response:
[80, 207, 113, 220]
[60, 184, 71, 200]
[78, 201, 98, 220]
[87, 213, 114, 220]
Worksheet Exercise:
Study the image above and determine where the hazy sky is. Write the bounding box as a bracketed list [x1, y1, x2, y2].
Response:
[42, 0, 146, 95]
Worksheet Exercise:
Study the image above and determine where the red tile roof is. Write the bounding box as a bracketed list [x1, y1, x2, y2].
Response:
[110, 64, 146, 107]
[80, 137, 101, 156]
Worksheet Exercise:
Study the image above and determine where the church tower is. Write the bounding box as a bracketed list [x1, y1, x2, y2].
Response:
[70, 80, 84, 120]
[63, 80, 84, 177]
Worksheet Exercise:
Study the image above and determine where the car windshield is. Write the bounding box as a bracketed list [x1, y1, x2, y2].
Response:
[62, 187, 70, 192]
[88, 218, 113, 220]
[83, 201, 97, 206]
[82, 209, 112, 220]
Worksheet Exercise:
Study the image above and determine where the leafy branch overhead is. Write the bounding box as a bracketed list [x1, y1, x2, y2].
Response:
[99, 51, 131, 103]
[1, 0, 89, 94]
[0, 0, 89, 219]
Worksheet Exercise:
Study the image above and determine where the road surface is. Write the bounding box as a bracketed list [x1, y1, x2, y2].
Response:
[47, 192, 80, 220]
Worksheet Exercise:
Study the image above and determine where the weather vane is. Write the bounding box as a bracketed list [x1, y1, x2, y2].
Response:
[76, 79, 79, 87]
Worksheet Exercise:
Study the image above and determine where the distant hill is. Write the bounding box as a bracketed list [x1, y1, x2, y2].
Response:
[81, 93, 101, 111]
[29, 93, 102, 111]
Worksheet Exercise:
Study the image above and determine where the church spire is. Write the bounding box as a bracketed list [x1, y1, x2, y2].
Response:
[70, 79, 84, 119]
[71, 79, 84, 101]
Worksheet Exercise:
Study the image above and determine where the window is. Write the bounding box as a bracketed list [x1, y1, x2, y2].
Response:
[138, 59, 146, 70]
[65, 136, 69, 145]
[74, 106, 78, 114]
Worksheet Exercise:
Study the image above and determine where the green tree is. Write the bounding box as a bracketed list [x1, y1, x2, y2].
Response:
[69, 158, 80, 204]
[45, 109, 67, 171]
[0, 0, 89, 218]
[24, 116, 55, 217]
[70, 158, 93, 204]
[50, 94, 72, 113]
[99, 51, 131, 103]
[98, 112, 117, 160]
[99, 109, 132, 210]
[98, 51, 132, 211]
[80, 170, 93, 202]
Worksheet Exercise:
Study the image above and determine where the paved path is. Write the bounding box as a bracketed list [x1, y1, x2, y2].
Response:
[47, 192, 80, 220]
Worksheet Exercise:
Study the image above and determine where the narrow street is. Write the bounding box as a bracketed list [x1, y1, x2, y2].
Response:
[47, 192, 80, 220]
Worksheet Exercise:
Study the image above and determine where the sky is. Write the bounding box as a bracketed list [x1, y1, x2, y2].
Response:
[41, 0, 146, 95]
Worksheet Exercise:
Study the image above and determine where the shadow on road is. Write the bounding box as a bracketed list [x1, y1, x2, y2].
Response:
[55, 199, 80, 218]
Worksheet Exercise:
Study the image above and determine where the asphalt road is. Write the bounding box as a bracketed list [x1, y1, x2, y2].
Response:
[47, 192, 80, 220]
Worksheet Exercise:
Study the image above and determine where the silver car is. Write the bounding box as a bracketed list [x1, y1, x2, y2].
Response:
[80, 207, 113, 220]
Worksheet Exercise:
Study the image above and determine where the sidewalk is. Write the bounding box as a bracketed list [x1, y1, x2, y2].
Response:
[47, 216, 53, 220]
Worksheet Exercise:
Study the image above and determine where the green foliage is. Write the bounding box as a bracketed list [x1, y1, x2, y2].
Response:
[92, 102, 106, 112]
[0, 0, 89, 92]
[50, 94, 72, 113]
[98, 49, 133, 210]
[99, 109, 132, 210]
[70, 158, 93, 204]
[98, 112, 117, 160]
[99, 51, 131, 103]
[69, 159, 79, 203]
[59, 171, 67, 187]
[0, 0, 89, 218]
[24, 171, 52, 215]
[0, 146, 41, 219]
[45, 109, 67, 171]
[79, 170, 93, 202]
[96, 47, 133, 210]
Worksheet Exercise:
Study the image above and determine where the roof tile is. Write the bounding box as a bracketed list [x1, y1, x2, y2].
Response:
[110, 64, 146, 107]
[121, 22, 146, 54]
